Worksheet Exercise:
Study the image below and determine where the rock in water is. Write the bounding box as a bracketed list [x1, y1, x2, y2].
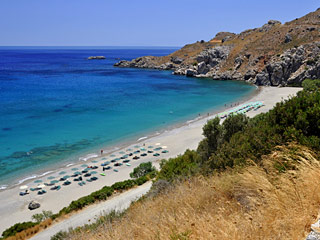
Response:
[87, 56, 106, 60]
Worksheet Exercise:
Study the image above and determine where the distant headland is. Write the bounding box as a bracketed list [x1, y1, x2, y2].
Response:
[115, 8, 320, 87]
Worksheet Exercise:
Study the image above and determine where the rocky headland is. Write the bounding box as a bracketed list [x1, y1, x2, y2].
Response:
[114, 9, 320, 86]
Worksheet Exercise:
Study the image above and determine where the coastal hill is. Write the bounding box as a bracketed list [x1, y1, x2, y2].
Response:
[115, 8, 320, 86]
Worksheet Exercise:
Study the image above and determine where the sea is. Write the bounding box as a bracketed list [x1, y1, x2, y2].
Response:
[0, 47, 256, 189]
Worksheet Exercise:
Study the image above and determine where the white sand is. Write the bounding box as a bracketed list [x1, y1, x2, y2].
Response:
[0, 86, 302, 234]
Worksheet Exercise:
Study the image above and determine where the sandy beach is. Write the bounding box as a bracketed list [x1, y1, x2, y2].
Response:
[0, 86, 302, 234]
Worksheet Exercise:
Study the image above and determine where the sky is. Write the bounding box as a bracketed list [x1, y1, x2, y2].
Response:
[0, 0, 319, 47]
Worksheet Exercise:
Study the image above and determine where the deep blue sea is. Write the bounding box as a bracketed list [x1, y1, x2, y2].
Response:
[0, 47, 256, 188]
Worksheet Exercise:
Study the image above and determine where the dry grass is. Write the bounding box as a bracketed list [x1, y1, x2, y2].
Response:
[70, 144, 320, 240]
[6, 218, 53, 240]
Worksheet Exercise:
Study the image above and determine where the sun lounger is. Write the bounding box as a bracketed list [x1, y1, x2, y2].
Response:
[50, 185, 61, 190]
[63, 181, 71, 186]
[19, 191, 29, 196]
[37, 189, 46, 195]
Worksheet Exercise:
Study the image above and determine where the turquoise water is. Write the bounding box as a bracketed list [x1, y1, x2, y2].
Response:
[0, 47, 256, 188]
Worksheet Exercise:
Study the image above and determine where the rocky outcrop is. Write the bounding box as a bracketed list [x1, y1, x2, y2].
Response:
[285, 33, 292, 43]
[171, 57, 184, 64]
[88, 56, 106, 60]
[114, 56, 160, 69]
[114, 9, 320, 86]
[253, 43, 320, 86]
[259, 20, 282, 32]
[114, 42, 320, 86]
[28, 201, 40, 210]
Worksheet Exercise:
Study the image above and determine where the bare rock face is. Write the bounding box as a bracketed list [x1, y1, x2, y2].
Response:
[196, 46, 232, 67]
[285, 33, 293, 43]
[186, 68, 197, 77]
[114, 56, 158, 69]
[254, 43, 320, 86]
[171, 57, 184, 64]
[259, 20, 281, 32]
[197, 61, 210, 75]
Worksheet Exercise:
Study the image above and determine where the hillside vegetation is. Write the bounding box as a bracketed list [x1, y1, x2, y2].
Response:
[61, 81, 320, 240]
[69, 144, 320, 240]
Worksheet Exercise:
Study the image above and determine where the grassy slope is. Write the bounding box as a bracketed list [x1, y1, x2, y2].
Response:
[69, 144, 320, 240]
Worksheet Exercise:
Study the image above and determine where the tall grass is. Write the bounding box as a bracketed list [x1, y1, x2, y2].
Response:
[70, 144, 320, 240]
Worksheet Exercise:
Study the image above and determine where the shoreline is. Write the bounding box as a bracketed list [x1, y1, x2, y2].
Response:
[0, 83, 259, 191]
[0, 86, 301, 234]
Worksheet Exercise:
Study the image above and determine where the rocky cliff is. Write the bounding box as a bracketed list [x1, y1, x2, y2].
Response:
[114, 9, 320, 86]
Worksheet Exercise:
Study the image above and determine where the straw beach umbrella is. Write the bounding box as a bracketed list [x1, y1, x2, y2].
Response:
[155, 143, 161, 146]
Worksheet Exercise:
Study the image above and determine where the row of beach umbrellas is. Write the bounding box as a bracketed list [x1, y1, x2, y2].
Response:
[20, 142, 167, 190]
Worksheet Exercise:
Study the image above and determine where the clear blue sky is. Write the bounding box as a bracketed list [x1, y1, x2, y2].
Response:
[0, 0, 319, 46]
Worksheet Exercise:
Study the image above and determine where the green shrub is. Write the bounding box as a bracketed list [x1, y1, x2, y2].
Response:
[135, 175, 148, 185]
[158, 150, 199, 182]
[1, 221, 37, 238]
[112, 179, 136, 190]
[302, 79, 320, 92]
[32, 210, 53, 223]
[130, 162, 156, 178]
